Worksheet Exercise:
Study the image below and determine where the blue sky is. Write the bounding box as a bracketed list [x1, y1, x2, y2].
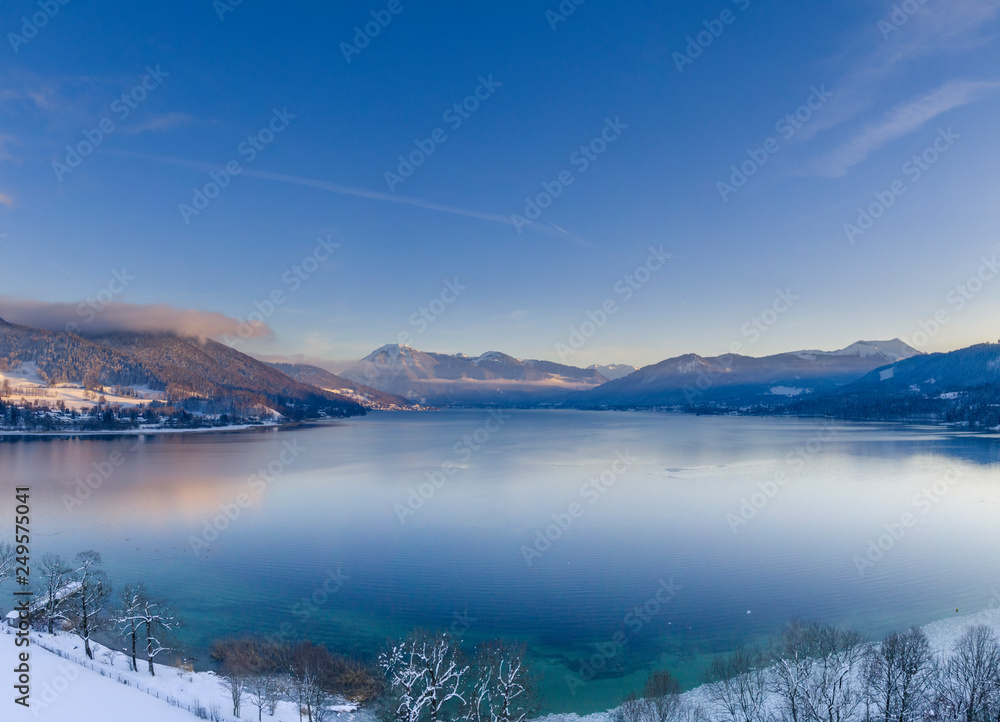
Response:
[1, 0, 999, 367]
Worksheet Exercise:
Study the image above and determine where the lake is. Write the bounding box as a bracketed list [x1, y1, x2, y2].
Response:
[2, 410, 999, 714]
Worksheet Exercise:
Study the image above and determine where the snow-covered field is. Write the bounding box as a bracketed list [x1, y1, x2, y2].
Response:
[3, 607, 999, 722]
[0, 362, 164, 412]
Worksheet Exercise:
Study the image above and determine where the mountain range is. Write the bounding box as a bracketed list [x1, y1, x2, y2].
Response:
[337, 344, 609, 406]
[2, 315, 997, 426]
[574, 339, 923, 408]
[785, 342, 1000, 426]
[267, 362, 414, 410]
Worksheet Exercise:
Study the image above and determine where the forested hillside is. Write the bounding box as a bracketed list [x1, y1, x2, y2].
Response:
[0, 318, 365, 420]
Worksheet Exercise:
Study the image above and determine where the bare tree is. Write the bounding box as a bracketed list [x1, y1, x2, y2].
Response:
[466, 640, 536, 722]
[36, 553, 74, 634]
[0, 542, 13, 587]
[241, 639, 285, 722]
[138, 594, 176, 676]
[113, 583, 145, 672]
[645, 670, 683, 722]
[862, 627, 935, 722]
[220, 644, 253, 719]
[706, 646, 771, 722]
[290, 642, 343, 722]
[939, 625, 1000, 722]
[212, 638, 285, 720]
[771, 620, 824, 722]
[247, 669, 282, 722]
[380, 631, 469, 722]
[800, 625, 866, 722]
[614, 693, 650, 722]
[74, 551, 111, 658]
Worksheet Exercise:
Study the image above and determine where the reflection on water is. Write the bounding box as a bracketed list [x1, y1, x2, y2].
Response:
[1, 412, 998, 713]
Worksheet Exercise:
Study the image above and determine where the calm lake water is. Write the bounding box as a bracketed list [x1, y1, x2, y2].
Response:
[2, 411, 999, 714]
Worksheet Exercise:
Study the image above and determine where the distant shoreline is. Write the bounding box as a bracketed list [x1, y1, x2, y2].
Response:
[1, 408, 998, 441]
[0, 421, 283, 438]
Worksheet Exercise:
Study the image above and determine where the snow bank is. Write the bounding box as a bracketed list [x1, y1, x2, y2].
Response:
[0, 627, 360, 722]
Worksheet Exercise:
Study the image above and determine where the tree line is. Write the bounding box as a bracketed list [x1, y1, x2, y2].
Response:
[0, 548, 178, 675]
[611, 619, 1000, 722]
[0, 395, 269, 432]
[5, 547, 997, 722]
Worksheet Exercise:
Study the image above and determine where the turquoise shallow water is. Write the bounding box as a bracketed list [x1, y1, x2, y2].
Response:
[2, 411, 999, 714]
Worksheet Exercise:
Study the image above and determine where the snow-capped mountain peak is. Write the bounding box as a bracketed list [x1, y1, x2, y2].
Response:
[363, 343, 416, 362]
[795, 339, 921, 362]
[473, 351, 520, 365]
[587, 363, 639, 380]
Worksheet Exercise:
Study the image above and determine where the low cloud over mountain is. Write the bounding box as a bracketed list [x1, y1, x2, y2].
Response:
[0, 297, 273, 341]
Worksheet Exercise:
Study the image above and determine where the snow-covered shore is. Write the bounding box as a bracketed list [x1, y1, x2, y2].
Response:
[0, 422, 280, 437]
[0, 626, 360, 721]
[3, 607, 999, 722]
[537, 607, 1000, 722]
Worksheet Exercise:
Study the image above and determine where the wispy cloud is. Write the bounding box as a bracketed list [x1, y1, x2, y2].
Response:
[0, 192, 14, 208]
[811, 80, 999, 177]
[104, 149, 592, 244]
[119, 111, 192, 135]
[794, 0, 1000, 145]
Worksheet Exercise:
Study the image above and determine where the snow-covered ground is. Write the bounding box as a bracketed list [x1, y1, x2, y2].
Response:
[0, 626, 359, 721]
[2, 607, 998, 722]
[0, 362, 164, 412]
[539, 608, 1000, 722]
